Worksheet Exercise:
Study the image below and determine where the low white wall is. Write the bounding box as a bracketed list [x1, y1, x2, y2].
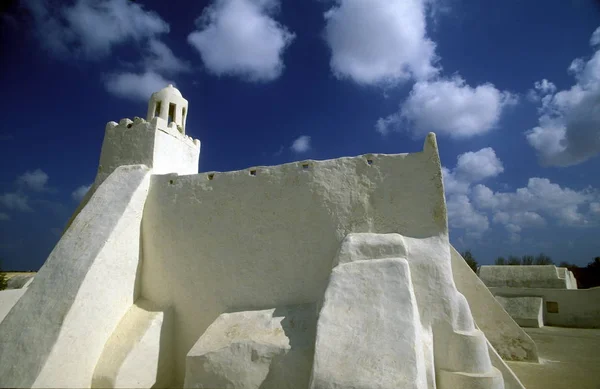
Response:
[0, 165, 151, 388]
[479, 265, 571, 289]
[489, 287, 600, 328]
[450, 247, 538, 361]
[141, 134, 448, 384]
[494, 296, 544, 328]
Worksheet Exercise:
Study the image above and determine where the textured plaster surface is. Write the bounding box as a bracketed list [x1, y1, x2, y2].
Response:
[311, 233, 508, 389]
[310, 258, 427, 389]
[489, 287, 600, 328]
[141, 134, 447, 384]
[0, 165, 151, 388]
[97, 117, 199, 187]
[486, 340, 526, 389]
[0, 289, 26, 323]
[479, 265, 573, 289]
[92, 298, 173, 389]
[450, 247, 539, 362]
[184, 309, 290, 389]
[495, 296, 544, 328]
[152, 127, 199, 176]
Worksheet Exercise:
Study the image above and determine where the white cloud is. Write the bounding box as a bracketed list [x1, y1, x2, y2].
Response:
[473, 178, 594, 227]
[446, 194, 489, 237]
[144, 39, 191, 74]
[25, 0, 169, 59]
[291, 135, 311, 153]
[526, 29, 600, 166]
[443, 147, 598, 242]
[379, 76, 517, 138]
[591, 26, 600, 47]
[527, 79, 557, 102]
[0, 193, 32, 212]
[454, 148, 504, 182]
[104, 71, 173, 101]
[323, 0, 438, 86]
[72, 184, 92, 201]
[17, 169, 49, 192]
[442, 147, 503, 237]
[0, 213, 9, 221]
[188, 0, 295, 82]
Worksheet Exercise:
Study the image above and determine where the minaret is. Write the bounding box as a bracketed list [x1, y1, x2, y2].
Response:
[95, 85, 201, 186]
[147, 84, 189, 134]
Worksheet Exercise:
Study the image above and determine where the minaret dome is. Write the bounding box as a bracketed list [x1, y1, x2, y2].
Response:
[146, 84, 189, 134]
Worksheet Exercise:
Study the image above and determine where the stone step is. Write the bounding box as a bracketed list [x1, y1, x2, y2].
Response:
[435, 329, 492, 374]
[437, 367, 504, 389]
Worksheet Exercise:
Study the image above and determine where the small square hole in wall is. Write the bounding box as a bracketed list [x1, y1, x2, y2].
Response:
[250, 169, 257, 176]
[546, 301, 559, 313]
[367, 159, 373, 165]
[127, 123, 133, 128]
[302, 163, 309, 170]
[169, 179, 175, 185]
[208, 173, 214, 180]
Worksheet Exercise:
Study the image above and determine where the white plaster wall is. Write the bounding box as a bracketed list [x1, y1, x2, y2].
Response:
[141, 134, 447, 384]
[489, 287, 600, 328]
[96, 118, 200, 187]
[93, 298, 173, 388]
[450, 247, 538, 361]
[0, 289, 26, 323]
[495, 296, 544, 328]
[0, 165, 151, 388]
[479, 265, 570, 289]
[152, 127, 200, 176]
[97, 119, 156, 186]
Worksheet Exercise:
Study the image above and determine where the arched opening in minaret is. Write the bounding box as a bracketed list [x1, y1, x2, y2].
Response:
[168, 103, 176, 124]
[154, 101, 162, 117]
[182, 107, 186, 125]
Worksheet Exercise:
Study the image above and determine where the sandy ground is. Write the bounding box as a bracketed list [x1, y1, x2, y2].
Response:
[507, 326, 600, 389]
[3, 272, 36, 280]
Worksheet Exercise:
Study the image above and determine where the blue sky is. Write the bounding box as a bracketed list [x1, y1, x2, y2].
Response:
[1, 0, 599, 270]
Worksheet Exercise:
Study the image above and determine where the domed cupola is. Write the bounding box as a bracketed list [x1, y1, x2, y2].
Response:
[146, 84, 189, 134]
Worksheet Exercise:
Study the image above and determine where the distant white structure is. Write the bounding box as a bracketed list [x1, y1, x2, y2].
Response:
[480, 265, 600, 329]
[479, 265, 577, 290]
[0, 86, 533, 389]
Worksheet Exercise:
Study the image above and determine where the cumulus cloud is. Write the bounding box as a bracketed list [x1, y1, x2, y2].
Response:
[526, 28, 600, 166]
[72, 184, 92, 201]
[104, 71, 173, 101]
[25, 0, 169, 59]
[454, 148, 504, 182]
[323, 0, 438, 86]
[446, 194, 489, 237]
[291, 135, 311, 153]
[442, 148, 504, 237]
[0, 213, 10, 221]
[144, 39, 191, 74]
[17, 169, 49, 192]
[25, 0, 189, 101]
[378, 77, 517, 138]
[442, 148, 598, 242]
[591, 26, 600, 47]
[188, 0, 295, 82]
[0, 193, 32, 212]
[473, 178, 595, 227]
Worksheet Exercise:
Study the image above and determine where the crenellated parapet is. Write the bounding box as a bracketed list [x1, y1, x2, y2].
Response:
[104, 117, 199, 149]
[95, 85, 201, 187]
